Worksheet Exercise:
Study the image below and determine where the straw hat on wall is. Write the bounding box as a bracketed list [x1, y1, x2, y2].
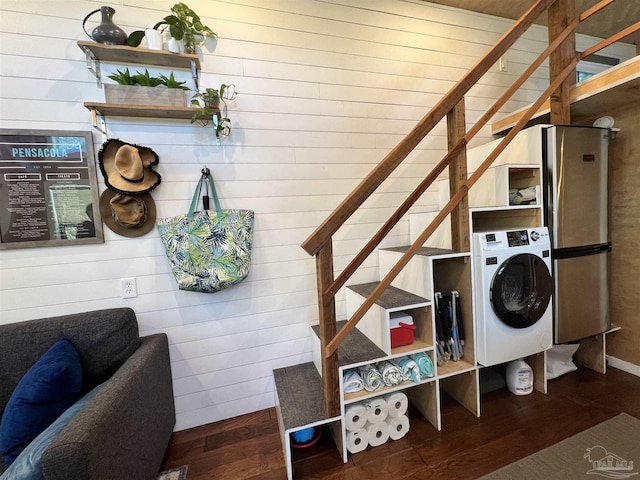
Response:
[98, 139, 161, 195]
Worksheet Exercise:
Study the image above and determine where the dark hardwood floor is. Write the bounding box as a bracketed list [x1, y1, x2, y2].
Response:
[161, 366, 640, 479]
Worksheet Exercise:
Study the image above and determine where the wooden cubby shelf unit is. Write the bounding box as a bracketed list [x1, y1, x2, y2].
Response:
[273, 362, 343, 480]
[341, 349, 437, 404]
[431, 255, 477, 379]
[346, 282, 433, 356]
[377, 248, 475, 369]
[471, 205, 543, 232]
[468, 164, 542, 209]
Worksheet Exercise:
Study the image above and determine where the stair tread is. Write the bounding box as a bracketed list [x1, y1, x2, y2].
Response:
[381, 246, 457, 256]
[311, 320, 387, 367]
[347, 282, 429, 309]
[273, 362, 338, 431]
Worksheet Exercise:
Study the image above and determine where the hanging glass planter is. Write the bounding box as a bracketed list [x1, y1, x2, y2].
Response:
[183, 31, 196, 54]
[190, 84, 237, 139]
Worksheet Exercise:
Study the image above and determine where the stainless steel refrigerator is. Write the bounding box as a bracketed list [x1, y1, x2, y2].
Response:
[543, 125, 611, 344]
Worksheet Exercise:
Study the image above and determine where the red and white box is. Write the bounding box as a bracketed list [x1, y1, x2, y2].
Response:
[390, 312, 416, 348]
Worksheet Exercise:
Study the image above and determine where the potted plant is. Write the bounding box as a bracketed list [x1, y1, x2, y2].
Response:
[106, 68, 136, 85]
[105, 68, 190, 107]
[132, 69, 163, 87]
[127, 2, 216, 53]
[190, 84, 236, 136]
[159, 73, 189, 90]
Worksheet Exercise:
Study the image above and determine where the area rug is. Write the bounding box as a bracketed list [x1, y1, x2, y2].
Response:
[157, 465, 188, 480]
[479, 413, 640, 480]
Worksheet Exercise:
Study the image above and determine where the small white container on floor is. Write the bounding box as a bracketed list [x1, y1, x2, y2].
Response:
[506, 358, 534, 395]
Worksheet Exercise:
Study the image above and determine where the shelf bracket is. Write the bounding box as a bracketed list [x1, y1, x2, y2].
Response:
[82, 47, 102, 87]
[191, 58, 199, 91]
[89, 108, 108, 141]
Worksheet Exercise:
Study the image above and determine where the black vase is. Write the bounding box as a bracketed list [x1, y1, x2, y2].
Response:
[83, 6, 128, 45]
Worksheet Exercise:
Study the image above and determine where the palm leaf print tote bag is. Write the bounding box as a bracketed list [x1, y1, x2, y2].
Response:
[157, 169, 254, 293]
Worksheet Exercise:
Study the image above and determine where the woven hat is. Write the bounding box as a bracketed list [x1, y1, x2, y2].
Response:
[99, 189, 156, 237]
[98, 139, 161, 194]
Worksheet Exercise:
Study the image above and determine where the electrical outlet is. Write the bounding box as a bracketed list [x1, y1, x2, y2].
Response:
[499, 57, 508, 72]
[121, 277, 137, 298]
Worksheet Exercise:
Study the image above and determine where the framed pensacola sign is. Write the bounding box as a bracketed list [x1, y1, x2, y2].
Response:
[0, 129, 104, 249]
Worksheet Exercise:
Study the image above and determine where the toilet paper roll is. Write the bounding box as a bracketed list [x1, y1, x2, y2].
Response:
[346, 428, 368, 454]
[364, 397, 388, 424]
[388, 414, 410, 441]
[366, 421, 389, 447]
[344, 403, 368, 431]
[384, 392, 408, 418]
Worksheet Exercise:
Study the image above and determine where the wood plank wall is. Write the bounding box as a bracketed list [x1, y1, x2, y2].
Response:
[0, 0, 634, 430]
[607, 104, 640, 371]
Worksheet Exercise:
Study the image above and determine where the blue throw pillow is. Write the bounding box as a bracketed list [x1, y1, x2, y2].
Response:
[0, 338, 82, 466]
[0, 383, 103, 480]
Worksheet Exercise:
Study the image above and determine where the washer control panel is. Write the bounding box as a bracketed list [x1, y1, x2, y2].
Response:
[506, 229, 530, 247]
[474, 227, 550, 251]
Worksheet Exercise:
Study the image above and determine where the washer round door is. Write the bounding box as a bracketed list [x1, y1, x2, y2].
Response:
[490, 253, 553, 329]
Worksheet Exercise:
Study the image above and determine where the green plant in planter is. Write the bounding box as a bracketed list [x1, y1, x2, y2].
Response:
[133, 69, 163, 87]
[128, 2, 216, 53]
[163, 2, 216, 53]
[107, 68, 137, 85]
[190, 84, 237, 136]
[105, 69, 190, 107]
[107, 69, 188, 89]
[159, 72, 189, 90]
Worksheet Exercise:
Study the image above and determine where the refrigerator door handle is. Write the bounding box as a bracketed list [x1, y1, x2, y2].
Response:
[553, 242, 611, 259]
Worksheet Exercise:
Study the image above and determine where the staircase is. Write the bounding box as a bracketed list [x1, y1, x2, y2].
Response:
[274, 192, 485, 479]
[271, 1, 639, 478]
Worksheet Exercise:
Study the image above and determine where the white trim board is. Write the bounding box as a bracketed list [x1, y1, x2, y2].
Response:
[606, 356, 640, 377]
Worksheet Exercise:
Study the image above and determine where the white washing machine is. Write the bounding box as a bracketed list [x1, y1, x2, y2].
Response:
[473, 227, 553, 367]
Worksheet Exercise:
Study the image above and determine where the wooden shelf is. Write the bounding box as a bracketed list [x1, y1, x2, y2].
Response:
[84, 102, 219, 120]
[491, 55, 640, 135]
[436, 358, 476, 378]
[391, 340, 433, 356]
[471, 206, 543, 231]
[343, 376, 436, 404]
[470, 204, 542, 213]
[468, 164, 541, 209]
[79, 40, 211, 134]
[382, 246, 457, 258]
[77, 40, 201, 70]
[345, 283, 432, 356]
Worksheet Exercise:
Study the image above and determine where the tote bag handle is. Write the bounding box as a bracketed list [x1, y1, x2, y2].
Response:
[187, 168, 223, 220]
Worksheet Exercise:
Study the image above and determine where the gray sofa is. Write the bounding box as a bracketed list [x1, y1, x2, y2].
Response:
[0, 307, 175, 480]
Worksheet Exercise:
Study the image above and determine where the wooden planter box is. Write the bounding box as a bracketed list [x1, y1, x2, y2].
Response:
[104, 84, 188, 107]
